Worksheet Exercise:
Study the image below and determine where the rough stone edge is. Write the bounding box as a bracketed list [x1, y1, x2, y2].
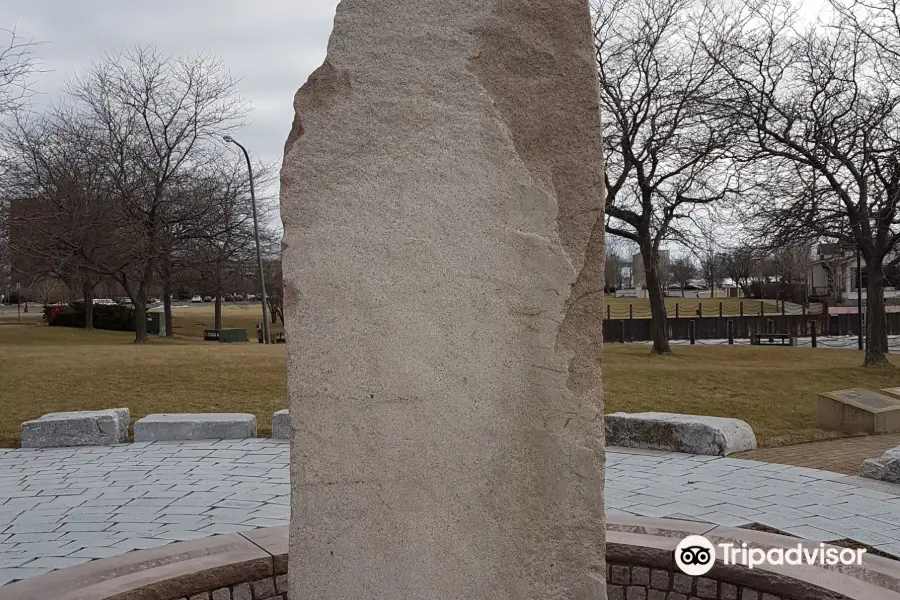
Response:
[3, 519, 898, 600]
[605, 412, 758, 456]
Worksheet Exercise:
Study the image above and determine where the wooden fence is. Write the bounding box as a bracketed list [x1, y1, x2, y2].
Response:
[602, 313, 900, 343]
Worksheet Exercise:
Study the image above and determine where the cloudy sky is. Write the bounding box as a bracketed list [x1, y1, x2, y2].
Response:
[2, 1, 342, 226]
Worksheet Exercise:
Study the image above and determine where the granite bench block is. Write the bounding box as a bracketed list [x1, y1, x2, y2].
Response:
[133, 413, 257, 442]
[606, 412, 757, 456]
[271, 410, 289, 440]
[20, 408, 130, 448]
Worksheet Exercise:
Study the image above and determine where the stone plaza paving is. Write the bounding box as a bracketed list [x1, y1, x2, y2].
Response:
[1, 440, 900, 585]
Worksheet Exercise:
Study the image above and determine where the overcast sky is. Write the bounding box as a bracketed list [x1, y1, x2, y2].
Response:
[2, 1, 342, 227]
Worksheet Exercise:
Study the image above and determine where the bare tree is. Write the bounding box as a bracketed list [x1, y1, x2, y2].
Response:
[65, 45, 249, 342]
[669, 255, 698, 296]
[0, 27, 41, 117]
[720, 245, 759, 298]
[1, 108, 114, 329]
[264, 252, 284, 326]
[593, 0, 742, 354]
[704, 0, 900, 366]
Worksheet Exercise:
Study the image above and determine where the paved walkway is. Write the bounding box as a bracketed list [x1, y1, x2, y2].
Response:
[735, 434, 900, 475]
[2, 441, 900, 585]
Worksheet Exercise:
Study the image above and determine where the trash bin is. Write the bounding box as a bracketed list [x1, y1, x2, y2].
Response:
[146, 311, 166, 336]
[218, 328, 248, 343]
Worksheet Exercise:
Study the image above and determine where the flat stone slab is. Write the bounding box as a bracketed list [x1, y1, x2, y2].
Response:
[20, 409, 130, 448]
[861, 446, 900, 484]
[817, 388, 900, 434]
[133, 413, 256, 442]
[271, 410, 289, 440]
[605, 412, 757, 456]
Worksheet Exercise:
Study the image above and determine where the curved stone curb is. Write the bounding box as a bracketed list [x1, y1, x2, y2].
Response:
[2, 519, 899, 600]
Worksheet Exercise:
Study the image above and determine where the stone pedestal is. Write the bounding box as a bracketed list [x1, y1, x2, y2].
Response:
[817, 388, 900, 434]
[281, 0, 607, 598]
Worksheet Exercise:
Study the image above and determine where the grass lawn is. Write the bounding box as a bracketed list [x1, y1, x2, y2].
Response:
[0, 307, 898, 447]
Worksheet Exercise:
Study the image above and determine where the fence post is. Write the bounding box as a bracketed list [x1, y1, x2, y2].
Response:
[768, 318, 774, 343]
[629, 304, 633, 320]
[760, 302, 765, 317]
[740, 301, 744, 317]
[620, 320, 626, 344]
[699, 303, 703, 318]
[675, 303, 679, 319]
[811, 320, 818, 348]
[728, 320, 734, 345]
[719, 302, 723, 318]
[607, 304, 611, 321]
[690, 320, 696, 345]
[782, 300, 786, 316]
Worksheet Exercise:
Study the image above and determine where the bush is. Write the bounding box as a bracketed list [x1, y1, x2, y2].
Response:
[47, 302, 136, 331]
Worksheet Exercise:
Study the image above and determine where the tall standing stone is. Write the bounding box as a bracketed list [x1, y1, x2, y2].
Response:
[281, 0, 606, 598]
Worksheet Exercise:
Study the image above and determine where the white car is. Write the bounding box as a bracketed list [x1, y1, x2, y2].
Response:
[191, 295, 203, 303]
[92, 298, 117, 306]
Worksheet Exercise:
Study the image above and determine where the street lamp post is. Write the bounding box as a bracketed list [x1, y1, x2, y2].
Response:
[224, 135, 271, 345]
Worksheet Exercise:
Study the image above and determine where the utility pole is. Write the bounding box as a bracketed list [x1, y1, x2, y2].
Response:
[224, 135, 271, 344]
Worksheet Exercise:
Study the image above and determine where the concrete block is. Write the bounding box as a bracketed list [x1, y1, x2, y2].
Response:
[133, 414, 256, 442]
[817, 388, 900, 434]
[605, 412, 757, 456]
[271, 409, 289, 440]
[20, 409, 130, 448]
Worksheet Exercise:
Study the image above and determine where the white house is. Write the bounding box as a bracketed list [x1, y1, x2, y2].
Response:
[807, 243, 900, 302]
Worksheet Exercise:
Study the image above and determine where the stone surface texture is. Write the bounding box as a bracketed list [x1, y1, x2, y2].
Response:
[171, 578, 288, 600]
[133, 414, 256, 442]
[605, 413, 757, 456]
[20, 409, 130, 449]
[280, 0, 607, 598]
[270, 410, 289, 440]
[861, 445, 900, 483]
[604, 565, 781, 600]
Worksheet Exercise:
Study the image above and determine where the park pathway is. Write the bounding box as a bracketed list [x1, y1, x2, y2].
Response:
[0, 441, 899, 585]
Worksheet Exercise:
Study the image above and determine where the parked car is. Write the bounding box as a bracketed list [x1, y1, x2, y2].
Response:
[93, 298, 117, 306]
[202, 296, 212, 302]
[191, 295, 203, 303]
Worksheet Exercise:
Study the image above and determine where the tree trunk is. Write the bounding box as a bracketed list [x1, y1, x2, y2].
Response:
[642, 244, 671, 355]
[214, 262, 223, 331]
[133, 286, 149, 343]
[163, 281, 173, 336]
[161, 255, 175, 337]
[83, 282, 94, 330]
[864, 258, 891, 367]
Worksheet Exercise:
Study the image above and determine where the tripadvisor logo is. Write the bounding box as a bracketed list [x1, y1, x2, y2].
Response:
[674, 534, 867, 575]
[675, 535, 716, 576]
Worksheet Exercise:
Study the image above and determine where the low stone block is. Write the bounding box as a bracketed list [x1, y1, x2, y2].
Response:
[21, 408, 130, 448]
[860, 445, 900, 483]
[817, 388, 900, 434]
[134, 413, 256, 442]
[605, 412, 757, 456]
[272, 409, 289, 440]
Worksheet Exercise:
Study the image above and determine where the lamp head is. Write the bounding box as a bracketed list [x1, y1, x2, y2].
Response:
[223, 135, 234, 143]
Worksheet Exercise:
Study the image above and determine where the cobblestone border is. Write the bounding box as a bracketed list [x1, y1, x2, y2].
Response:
[2, 518, 899, 600]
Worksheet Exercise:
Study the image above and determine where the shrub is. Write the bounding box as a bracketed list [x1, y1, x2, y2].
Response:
[47, 302, 136, 331]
